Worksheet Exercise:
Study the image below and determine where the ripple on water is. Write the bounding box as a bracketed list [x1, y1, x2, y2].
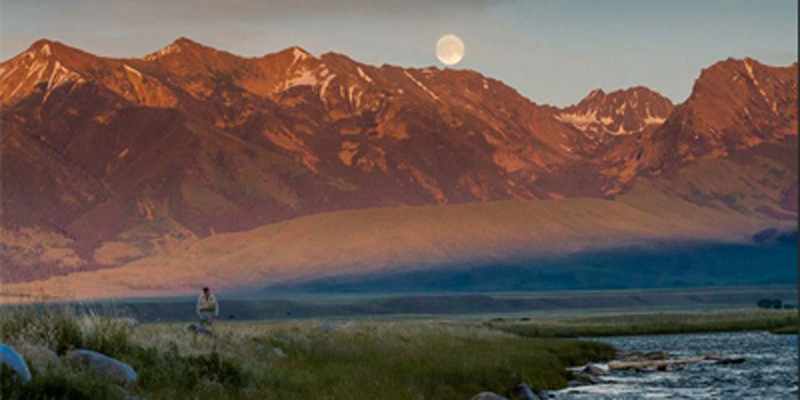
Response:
[556, 332, 798, 400]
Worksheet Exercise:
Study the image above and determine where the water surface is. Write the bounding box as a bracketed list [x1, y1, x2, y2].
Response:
[558, 331, 798, 399]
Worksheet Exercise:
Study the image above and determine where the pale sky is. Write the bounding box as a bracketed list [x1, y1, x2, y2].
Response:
[1, 0, 797, 106]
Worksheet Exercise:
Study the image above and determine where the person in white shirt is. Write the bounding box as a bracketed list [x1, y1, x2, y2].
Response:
[196, 287, 219, 326]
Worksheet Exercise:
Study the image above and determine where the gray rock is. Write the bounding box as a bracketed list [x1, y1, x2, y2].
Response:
[188, 324, 213, 336]
[576, 372, 602, 384]
[621, 351, 644, 361]
[20, 344, 61, 374]
[469, 393, 510, 400]
[67, 349, 137, 384]
[509, 383, 540, 399]
[0, 344, 32, 383]
[270, 347, 288, 359]
[645, 351, 670, 360]
[656, 363, 684, 372]
[703, 350, 723, 360]
[114, 317, 141, 331]
[579, 363, 608, 376]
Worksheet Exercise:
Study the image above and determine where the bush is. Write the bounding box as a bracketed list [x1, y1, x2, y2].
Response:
[1, 365, 123, 400]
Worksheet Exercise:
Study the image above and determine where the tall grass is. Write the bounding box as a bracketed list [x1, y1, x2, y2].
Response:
[0, 308, 613, 400]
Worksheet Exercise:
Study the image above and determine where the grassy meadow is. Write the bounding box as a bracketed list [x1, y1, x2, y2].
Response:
[487, 309, 798, 338]
[0, 307, 613, 400]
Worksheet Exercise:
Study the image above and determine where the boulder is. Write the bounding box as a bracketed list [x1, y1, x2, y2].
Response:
[0, 344, 32, 383]
[469, 393, 509, 400]
[67, 349, 137, 384]
[579, 363, 608, 376]
[19, 344, 61, 374]
[703, 350, 723, 360]
[509, 383, 540, 399]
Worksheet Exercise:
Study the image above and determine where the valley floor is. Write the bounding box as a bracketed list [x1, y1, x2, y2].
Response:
[1, 305, 796, 400]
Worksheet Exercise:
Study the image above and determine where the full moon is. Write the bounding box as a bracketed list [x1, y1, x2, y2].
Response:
[436, 34, 465, 66]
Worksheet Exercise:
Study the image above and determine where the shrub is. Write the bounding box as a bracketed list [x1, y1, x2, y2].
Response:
[1, 365, 123, 400]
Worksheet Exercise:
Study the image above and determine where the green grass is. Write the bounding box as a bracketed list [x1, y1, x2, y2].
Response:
[0, 308, 613, 400]
[487, 309, 798, 338]
[770, 321, 798, 335]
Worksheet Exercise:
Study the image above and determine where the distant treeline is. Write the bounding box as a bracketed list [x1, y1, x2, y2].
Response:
[757, 298, 796, 310]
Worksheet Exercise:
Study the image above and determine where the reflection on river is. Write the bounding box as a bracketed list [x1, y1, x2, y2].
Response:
[558, 331, 798, 399]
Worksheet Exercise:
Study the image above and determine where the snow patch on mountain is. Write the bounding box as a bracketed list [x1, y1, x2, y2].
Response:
[404, 71, 440, 101]
[357, 67, 373, 83]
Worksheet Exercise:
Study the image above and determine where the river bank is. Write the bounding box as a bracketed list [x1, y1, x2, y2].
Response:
[486, 309, 797, 338]
[1, 308, 795, 399]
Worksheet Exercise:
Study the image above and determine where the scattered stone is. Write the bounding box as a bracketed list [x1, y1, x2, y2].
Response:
[67, 349, 137, 384]
[509, 383, 540, 399]
[717, 357, 745, 365]
[656, 363, 684, 372]
[579, 363, 608, 376]
[270, 347, 288, 359]
[341, 321, 358, 329]
[188, 324, 214, 337]
[645, 351, 670, 360]
[0, 344, 32, 383]
[114, 317, 141, 331]
[469, 392, 510, 400]
[621, 351, 645, 361]
[609, 356, 705, 371]
[576, 372, 602, 384]
[19, 344, 61, 374]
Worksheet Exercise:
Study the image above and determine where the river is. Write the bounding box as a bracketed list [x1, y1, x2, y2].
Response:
[557, 331, 798, 399]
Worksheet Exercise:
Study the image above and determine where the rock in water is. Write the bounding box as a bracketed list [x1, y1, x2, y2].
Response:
[20, 344, 61, 374]
[0, 344, 32, 383]
[510, 383, 540, 399]
[717, 357, 746, 365]
[576, 372, 602, 384]
[67, 349, 137, 384]
[645, 351, 670, 360]
[469, 393, 510, 400]
[579, 363, 608, 376]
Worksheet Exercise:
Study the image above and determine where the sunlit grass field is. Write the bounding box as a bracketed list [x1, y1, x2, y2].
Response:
[0, 308, 613, 400]
[487, 309, 798, 338]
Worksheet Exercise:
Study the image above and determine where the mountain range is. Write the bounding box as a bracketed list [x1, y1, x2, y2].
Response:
[0, 38, 796, 301]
